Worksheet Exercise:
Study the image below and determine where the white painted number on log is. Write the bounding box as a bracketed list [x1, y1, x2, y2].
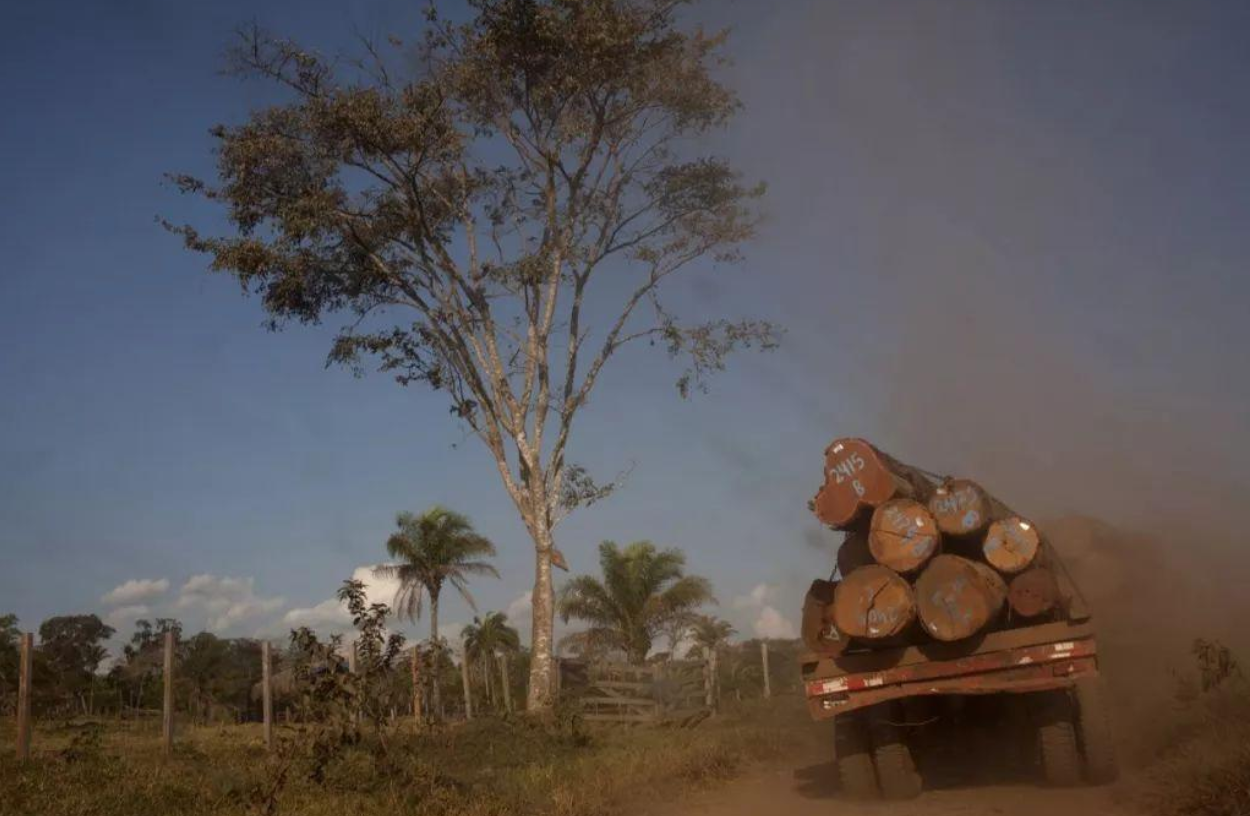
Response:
[830, 453, 866, 485]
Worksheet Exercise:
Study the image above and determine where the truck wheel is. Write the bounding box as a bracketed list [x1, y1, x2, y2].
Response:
[869, 705, 922, 800]
[1034, 691, 1081, 787]
[834, 713, 879, 799]
[1075, 679, 1119, 784]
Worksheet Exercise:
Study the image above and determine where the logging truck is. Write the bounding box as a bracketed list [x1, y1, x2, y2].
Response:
[799, 438, 1117, 799]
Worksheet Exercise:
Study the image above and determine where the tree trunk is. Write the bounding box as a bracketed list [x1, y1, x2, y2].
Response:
[461, 652, 473, 721]
[429, 586, 442, 722]
[832, 565, 917, 640]
[868, 499, 940, 574]
[927, 479, 993, 537]
[1008, 566, 1061, 618]
[812, 438, 935, 529]
[915, 554, 1007, 642]
[983, 517, 1042, 574]
[500, 654, 513, 714]
[526, 525, 557, 712]
[836, 530, 875, 577]
[800, 578, 849, 656]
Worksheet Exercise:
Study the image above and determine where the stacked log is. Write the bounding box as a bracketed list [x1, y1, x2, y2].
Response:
[812, 438, 935, 529]
[832, 565, 916, 640]
[914, 555, 1007, 642]
[868, 499, 940, 574]
[807, 438, 1070, 654]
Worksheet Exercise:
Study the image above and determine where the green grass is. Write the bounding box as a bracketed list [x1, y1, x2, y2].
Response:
[0, 697, 817, 816]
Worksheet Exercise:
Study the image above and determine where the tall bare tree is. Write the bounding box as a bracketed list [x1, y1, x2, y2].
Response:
[167, 0, 774, 709]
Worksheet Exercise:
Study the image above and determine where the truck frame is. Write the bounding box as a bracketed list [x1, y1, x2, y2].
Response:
[800, 611, 1116, 798]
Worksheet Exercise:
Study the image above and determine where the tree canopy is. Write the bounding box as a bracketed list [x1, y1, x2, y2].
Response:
[558, 540, 713, 664]
[168, 0, 772, 708]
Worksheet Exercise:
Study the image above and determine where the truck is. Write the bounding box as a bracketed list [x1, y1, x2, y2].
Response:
[800, 439, 1117, 799]
[805, 562, 1120, 799]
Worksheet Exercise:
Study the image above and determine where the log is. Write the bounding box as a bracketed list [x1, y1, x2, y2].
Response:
[983, 516, 1042, 574]
[915, 555, 1008, 642]
[836, 530, 875, 577]
[800, 579, 848, 656]
[813, 438, 935, 529]
[928, 479, 993, 537]
[869, 499, 940, 574]
[1008, 566, 1061, 618]
[832, 565, 917, 640]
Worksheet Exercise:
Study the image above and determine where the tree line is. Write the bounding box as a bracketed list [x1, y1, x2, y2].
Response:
[1, 504, 799, 722]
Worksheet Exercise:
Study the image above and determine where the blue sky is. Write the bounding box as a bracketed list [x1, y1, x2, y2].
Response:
[2, 1, 1248, 653]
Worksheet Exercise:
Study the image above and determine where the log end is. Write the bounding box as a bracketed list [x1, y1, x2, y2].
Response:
[928, 478, 992, 537]
[813, 438, 900, 529]
[869, 498, 940, 574]
[1008, 567, 1061, 618]
[915, 554, 1007, 642]
[833, 564, 917, 640]
[984, 517, 1042, 574]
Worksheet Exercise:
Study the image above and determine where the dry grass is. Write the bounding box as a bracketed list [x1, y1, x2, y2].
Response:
[1133, 685, 1250, 816]
[0, 697, 814, 816]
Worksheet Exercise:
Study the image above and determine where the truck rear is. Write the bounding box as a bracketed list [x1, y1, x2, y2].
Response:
[800, 438, 1117, 799]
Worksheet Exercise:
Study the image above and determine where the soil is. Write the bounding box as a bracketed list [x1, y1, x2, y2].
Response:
[645, 754, 1137, 816]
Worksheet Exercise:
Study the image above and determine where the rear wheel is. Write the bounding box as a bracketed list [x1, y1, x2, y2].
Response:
[869, 704, 922, 800]
[834, 713, 878, 799]
[1034, 691, 1081, 787]
[1075, 678, 1118, 784]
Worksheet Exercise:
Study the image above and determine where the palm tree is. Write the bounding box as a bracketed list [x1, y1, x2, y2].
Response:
[463, 611, 521, 710]
[375, 505, 500, 720]
[686, 615, 736, 659]
[557, 541, 714, 665]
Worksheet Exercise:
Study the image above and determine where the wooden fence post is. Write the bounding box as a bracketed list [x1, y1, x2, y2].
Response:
[16, 633, 32, 761]
[460, 652, 473, 721]
[760, 641, 771, 700]
[347, 643, 357, 674]
[162, 631, 174, 757]
[410, 645, 421, 721]
[261, 641, 273, 752]
[500, 654, 513, 714]
[710, 647, 720, 709]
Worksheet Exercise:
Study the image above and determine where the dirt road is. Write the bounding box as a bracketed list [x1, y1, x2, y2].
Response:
[645, 755, 1139, 816]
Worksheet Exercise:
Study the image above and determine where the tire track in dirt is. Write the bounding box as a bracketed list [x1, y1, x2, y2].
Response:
[643, 754, 1137, 816]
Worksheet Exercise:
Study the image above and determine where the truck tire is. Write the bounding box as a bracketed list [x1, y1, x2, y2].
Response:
[835, 713, 879, 798]
[1075, 678, 1118, 784]
[869, 705, 922, 800]
[1034, 691, 1081, 787]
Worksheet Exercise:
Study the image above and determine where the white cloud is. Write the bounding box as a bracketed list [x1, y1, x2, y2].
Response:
[177, 574, 285, 634]
[282, 598, 351, 631]
[730, 582, 796, 640]
[102, 578, 169, 606]
[280, 565, 411, 639]
[753, 605, 796, 639]
[104, 604, 150, 629]
[732, 582, 776, 610]
[506, 591, 532, 620]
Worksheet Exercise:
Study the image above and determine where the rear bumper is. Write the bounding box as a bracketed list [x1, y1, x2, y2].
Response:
[802, 626, 1099, 720]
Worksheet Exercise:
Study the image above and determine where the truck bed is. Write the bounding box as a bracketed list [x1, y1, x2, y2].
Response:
[801, 619, 1098, 719]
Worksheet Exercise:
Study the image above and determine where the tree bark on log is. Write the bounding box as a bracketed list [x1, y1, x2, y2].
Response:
[832, 565, 917, 640]
[836, 530, 875, 577]
[983, 516, 1042, 574]
[869, 499, 940, 574]
[927, 479, 993, 537]
[813, 439, 935, 529]
[1008, 566, 1061, 618]
[915, 555, 1008, 642]
[801, 579, 849, 656]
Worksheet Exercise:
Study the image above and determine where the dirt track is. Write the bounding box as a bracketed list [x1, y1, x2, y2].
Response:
[645, 755, 1138, 816]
